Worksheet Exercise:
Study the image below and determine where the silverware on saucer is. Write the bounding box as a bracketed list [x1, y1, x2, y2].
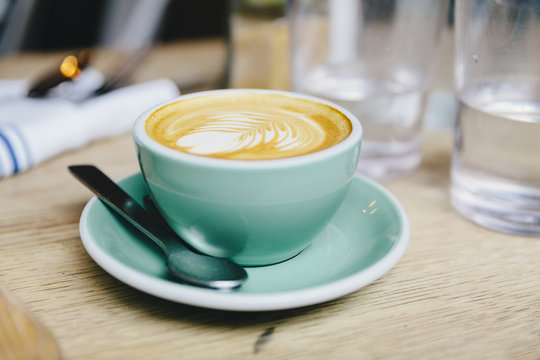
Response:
[68, 165, 248, 290]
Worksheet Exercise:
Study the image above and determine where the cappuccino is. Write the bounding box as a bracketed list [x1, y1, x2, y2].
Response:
[145, 92, 352, 160]
[135, 89, 362, 265]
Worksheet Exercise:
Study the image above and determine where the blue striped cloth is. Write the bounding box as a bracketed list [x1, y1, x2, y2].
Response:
[0, 78, 179, 178]
[0, 124, 32, 176]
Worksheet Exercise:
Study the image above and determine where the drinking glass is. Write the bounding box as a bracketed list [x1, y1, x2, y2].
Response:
[452, 0, 540, 236]
[288, 0, 446, 181]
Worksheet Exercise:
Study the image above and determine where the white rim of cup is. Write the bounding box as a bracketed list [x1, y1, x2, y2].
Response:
[133, 89, 363, 169]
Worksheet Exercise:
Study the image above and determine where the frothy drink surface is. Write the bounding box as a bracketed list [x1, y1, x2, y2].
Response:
[146, 92, 352, 160]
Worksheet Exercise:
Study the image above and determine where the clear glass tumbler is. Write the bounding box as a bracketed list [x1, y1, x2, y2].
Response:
[452, 0, 540, 236]
[288, 0, 446, 181]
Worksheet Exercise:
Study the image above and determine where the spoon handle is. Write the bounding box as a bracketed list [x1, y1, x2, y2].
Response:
[68, 165, 184, 255]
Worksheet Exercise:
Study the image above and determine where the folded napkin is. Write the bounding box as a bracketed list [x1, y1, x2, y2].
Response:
[0, 79, 179, 178]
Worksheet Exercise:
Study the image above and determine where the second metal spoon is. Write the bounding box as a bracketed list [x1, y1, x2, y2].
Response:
[69, 165, 247, 290]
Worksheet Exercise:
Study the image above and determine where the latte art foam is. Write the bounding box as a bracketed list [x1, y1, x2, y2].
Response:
[174, 110, 326, 156]
[146, 92, 352, 160]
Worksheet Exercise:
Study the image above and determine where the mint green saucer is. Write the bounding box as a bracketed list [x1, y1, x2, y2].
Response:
[79, 173, 409, 311]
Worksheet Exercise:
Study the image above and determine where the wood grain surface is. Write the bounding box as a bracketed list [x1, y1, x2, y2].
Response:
[1, 37, 540, 359]
[1, 130, 539, 360]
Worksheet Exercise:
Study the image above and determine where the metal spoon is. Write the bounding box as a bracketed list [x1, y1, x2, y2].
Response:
[27, 49, 93, 98]
[68, 165, 247, 290]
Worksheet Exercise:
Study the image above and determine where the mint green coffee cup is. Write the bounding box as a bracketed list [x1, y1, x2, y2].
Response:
[133, 89, 362, 266]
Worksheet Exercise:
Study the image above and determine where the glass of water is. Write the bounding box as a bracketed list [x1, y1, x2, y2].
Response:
[288, 0, 446, 181]
[452, 0, 540, 236]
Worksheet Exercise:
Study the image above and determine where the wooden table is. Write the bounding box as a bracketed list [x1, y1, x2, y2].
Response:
[1, 42, 540, 360]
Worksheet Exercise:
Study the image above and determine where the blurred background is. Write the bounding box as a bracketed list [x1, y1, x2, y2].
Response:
[0, 0, 231, 92]
[0, 0, 454, 122]
[0, 0, 228, 52]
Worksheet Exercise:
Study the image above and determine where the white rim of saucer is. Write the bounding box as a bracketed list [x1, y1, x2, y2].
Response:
[79, 173, 409, 312]
[132, 89, 363, 170]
